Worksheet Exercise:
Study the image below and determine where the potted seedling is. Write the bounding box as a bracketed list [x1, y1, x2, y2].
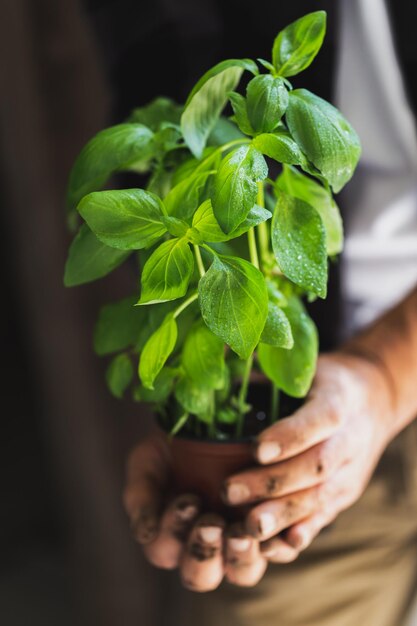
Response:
[64, 11, 361, 510]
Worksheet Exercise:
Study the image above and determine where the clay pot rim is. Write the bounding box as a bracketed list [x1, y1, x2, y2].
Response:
[156, 423, 256, 448]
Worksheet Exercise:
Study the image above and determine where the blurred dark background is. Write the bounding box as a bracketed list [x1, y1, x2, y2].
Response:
[0, 1, 414, 624]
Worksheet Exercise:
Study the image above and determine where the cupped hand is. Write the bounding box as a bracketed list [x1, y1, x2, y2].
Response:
[222, 352, 394, 556]
[123, 433, 268, 591]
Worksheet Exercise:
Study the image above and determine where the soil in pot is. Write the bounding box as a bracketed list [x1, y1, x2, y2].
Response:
[165, 383, 303, 515]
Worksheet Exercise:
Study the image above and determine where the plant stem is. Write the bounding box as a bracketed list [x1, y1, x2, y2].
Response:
[235, 353, 254, 437]
[173, 292, 198, 319]
[193, 244, 206, 277]
[170, 412, 189, 437]
[247, 228, 259, 269]
[270, 384, 280, 424]
[256, 181, 269, 269]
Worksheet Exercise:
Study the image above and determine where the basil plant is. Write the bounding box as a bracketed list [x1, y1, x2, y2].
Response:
[64, 11, 361, 439]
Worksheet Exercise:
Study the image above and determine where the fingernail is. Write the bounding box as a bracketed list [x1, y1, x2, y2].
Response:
[176, 503, 198, 522]
[198, 525, 222, 544]
[226, 482, 250, 505]
[287, 530, 308, 550]
[257, 441, 281, 464]
[228, 537, 251, 552]
[131, 512, 157, 544]
[257, 513, 276, 537]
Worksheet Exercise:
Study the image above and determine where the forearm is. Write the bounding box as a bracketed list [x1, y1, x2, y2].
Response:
[341, 286, 417, 436]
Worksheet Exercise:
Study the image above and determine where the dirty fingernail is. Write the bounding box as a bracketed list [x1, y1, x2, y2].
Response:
[257, 512, 276, 537]
[226, 482, 250, 504]
[228, 537, 252, 552]
[176, 503, 198, 522]
[198, 525, 222, 544]
[257, 441, 281, 464]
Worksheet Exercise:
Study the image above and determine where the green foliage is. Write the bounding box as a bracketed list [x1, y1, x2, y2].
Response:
[212, 145, 267, 234]
[64, 11, 361, 439]
[272, 11, 327, 77]
[64, 224, 130, 286]
[258, 297, 318, 396]
[286, 89, 361, 192]
[199, 255, 268, 359]
[106, 353, 134, 399]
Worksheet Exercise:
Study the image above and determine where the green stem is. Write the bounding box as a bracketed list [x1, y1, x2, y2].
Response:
[170, 413, 189, 437]
[247, 228, 260, 269]
[270, 384, 280, 424]
[173, 292, 198, 319]
[193, 244, 206, 277]
[256, 181, 269, 269]
[235, 353, 254, 438]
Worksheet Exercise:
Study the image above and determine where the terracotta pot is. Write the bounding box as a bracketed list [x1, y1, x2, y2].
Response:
[165, 432, 254, 515]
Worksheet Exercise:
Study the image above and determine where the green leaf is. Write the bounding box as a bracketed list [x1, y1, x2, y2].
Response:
[172, 147, 221, 186]
[271, 190, 328, 298]
[252, 132, 306, 165]
[64, 224, 130, 286]
[246, 75, 289, 133]
[182, 59, 257, 158]
[272, 11, 327, 77]
[94, 295, 146, 356]
[138, 238, 194, 305]
[164, 171, 213, 220]
[191, 200, 271, 243]
[133, 367, 177, 403]
[128, 97, 183, 130]
[212, 145, 268, 233]
[175, 375, 214, 422]
[77, 189, 167, 250]
[198, 255, 268, 359]
[161, 216, 189, 238]
[260, 301, 294, 348]
[139, 314, 178, 389]
[258, 297, 318, 397]
[106, 353, 134, 399]
[228, 92, 254, 135]
[217, 406, 239, 424]
[286, 89, 361, 192]
[181, 321, 225, 389]
[67, 124, 155, 208]
[185, 58, 258, 106]
[207, 116, 245, 145]
[277, 166, 343, 255]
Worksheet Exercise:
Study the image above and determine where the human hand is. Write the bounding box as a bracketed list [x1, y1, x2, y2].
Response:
[222, 352, 394, 558]
[123, 434, 268, 591]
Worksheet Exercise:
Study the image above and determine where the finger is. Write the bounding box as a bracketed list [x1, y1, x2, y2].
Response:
[225, 523, 267, 587]
[180, 514, 225, 592]
[223, 435, 344, 506]
[260, 536, 300, 563]
[144, 494, 201, 569]
[246, 486, 320, 541]
[123, 436, 170, 544]
[254, 394, 343, 465]
[285, 513, 330, 552]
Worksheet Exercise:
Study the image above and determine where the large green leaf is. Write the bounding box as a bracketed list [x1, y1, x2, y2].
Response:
[229, 92, 254, 135]
[138, 314, 178, 389]
[181, 321, 225, 389]
[138, 238, 194, 305]
[258, 297, 318, 397]
[181, 59, 257, 158]
[286, 89, 361, 192]
[212, 145, 268, 233]
[198, 255, 268, 359]
[252, 132, 306, 165]
[164, 171, 213, 220]
[246, 75, 289, 133]
[94, 295, 146, 356]
[175, 375, 214, 422]
[105, 353, 134, 399]
[67, 124, 155, 208]
[272, 191, 328, 298]
[134, 367, 177, 404]
[260, 301, 293, 348]
[272, 11, 327, 77]
[278, 166, 343, 255]
[128, 97, 183, 130]
[77, 189, 167, 250]
[191, 200, 271, 243]
[64, 224, 130, 286]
